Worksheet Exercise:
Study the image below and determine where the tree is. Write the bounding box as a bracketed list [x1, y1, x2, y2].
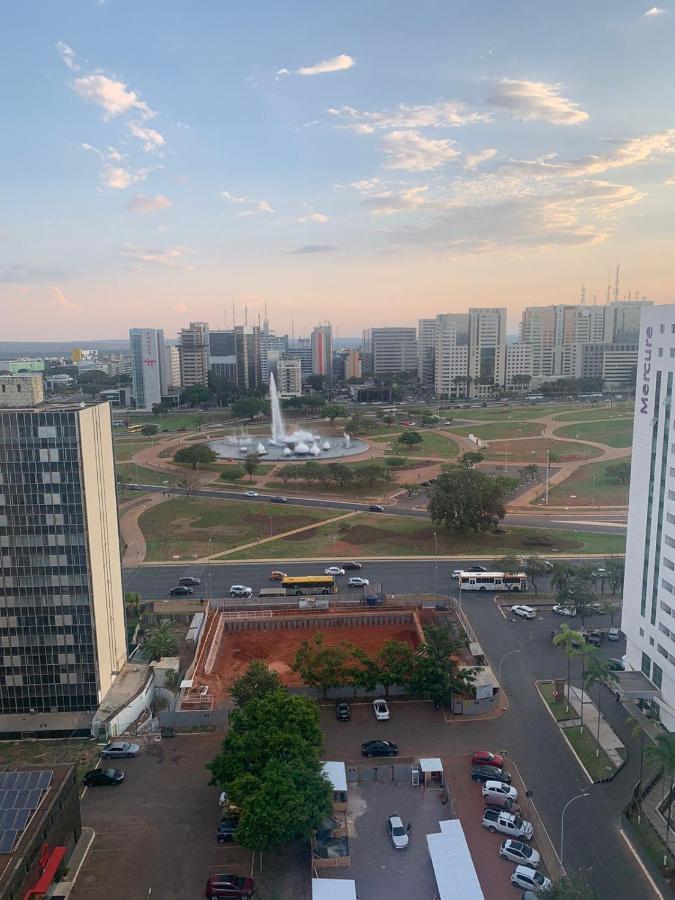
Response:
[497, 555, 523, 575]
[544, 872, 599, 900]
[645, 733, 675, 867]
[556, 569, 599, 625]
[306, 374, 327, 393]
[326, 463, 354, 488]
[292, 632, 351, 697]
[141, 423, 160, 436]
[553, 624, 585, 711]
[231, 397, 269, 420]
[606, 461, 631, 486]
[347, 646, 383, 693]
[428, 466, 511, 534]
[408, 624, 473, 706]
[178, 471, 200, 498]
[243, 453, 259, 482]
[181, 384, 213, 407]
[521, 464, 540, 482]
[173, 443, 217, 469]
[583, 650, 618, 756]
[220, 465, 246, 483]
[550, 562, 575, 593]
[230, 660, 282, 708]
[398, 431, 423, 449]
[512, 374, 532, 394]
[152, 402, 171, 416]
[323, 403, 348, 423]
[460, 451, 484, 468]
[145, 621, 177, 661]
[522, 556, 550, 595]
[376, 641, 416, 697]
[604, 557, 625, 595]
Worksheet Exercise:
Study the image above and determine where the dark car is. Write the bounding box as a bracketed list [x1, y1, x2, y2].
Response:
[336, 701, 351, 721]
[468, 565, 488, 573]
[205, 874, 255, 899]
[269, 496, 287, 503]
[583, 630, 602, 647]
[361, 739, 398, 758]
[607, 658, 626, 671]
[83, 768, 124, 786]
[471, 765, 511, 784]
[169, 585, 193, 596]
[217, 819, 238, 844]
[369, 504, 384, 512]
[342, 561, 362, 570]
[179, 576, 201, 586]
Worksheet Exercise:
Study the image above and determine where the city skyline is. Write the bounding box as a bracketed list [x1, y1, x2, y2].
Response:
[4, 2, 675, 339]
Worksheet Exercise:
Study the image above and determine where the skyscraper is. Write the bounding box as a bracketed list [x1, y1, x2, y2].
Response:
[234, 326, 263, 390]
[343, 349, 362, 381]
[276, 358, 302, 398]
[371, 328, 418, 375]
[468, 308, 507, 396]
[0, 379, 127, 725]
[434, 314, 470, 398]
[418, 318, 438, 387]
[129, 328, 167, 410]
[178, 322, 210, 388]
[311, 325, 333, 381]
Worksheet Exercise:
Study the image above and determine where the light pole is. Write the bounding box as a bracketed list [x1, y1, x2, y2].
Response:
[207, 538, 213, 605]
[545, 449, 550, 505]
[433, 531, 438, 596]
[498, 649, 521, 685]
[268, 516, 273, 538]
[560, 791, 589, 869]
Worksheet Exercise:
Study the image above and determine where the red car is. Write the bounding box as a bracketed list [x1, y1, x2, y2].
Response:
[205, 874, 255, 899]
[471, 750, 504, 768]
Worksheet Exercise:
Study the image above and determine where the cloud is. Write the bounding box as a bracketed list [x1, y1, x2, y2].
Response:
[220, 190, 275, 215]
[487, 79, 589, 125]
[72, 73, 155, 120]
[288, 244, 340, 254]
[381, 130, 460, 171]
[645, 6, 666, 15]
[275, 67, 290, 78]
[295, 54, 355, 76]
[327, 100, 489, 131]
[127, 121, 165, 152]
[126, 194, 172, 214]
[564, 130, 675, 176]
[464, 148, 498, 170]
[361, 186, 431, 216]
[298, 211, 330, 223]
[123, 244, 194, 269]
[49, 286, 80, 311]
[0, 264, 71, 284]
[55, 41, 79, 71]
[81, 143, 151, 189]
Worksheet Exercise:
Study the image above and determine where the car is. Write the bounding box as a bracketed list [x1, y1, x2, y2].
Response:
[229, 585, 253, 597]
[342, 561, 362, 570]
[608, 627, 622, 641]
[511, 605, 536, 620]
[386, 814, 410, 849]
[169, 585, 193, 596]
[244, 490, 258, 497]
[583, 629, 602, 647]
[83, 768, 124, 786]
[483, 781, 519, 803]
[216, 819, 238, 844]
[552, 604, 576, 617]
[179, 576, 201, 586]
[269, 496, 287, 503]
[511, 865, 552, 893]
[499, 839, 541, 868]
[471, 750, 504, 768]
[373, 698, 390, 720]
[607, 657, 626, 671]
[100, 741, 140, 759]
[592, 568, 608, 578]
[270, 570, 287, 581]
[361, 739, 398, 757]
[369, 504, 384, 512]
[204, 874, 256, 899]
[472, 765, 511, 784]
[336, 701, 351, 721]
[452, 569, 463, 579]
[483, 810, 533, 840]
[349, 577, 370, 587]
[325, 566, 346, 576]
[587, 601, 604, 614]
[468, 565, 488, 573]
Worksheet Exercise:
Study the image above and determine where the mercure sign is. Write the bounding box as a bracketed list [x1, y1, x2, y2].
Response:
[640, 326, 653, 415]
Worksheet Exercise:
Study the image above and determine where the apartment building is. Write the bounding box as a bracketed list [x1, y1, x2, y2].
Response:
[434, 314, 470, 398]
[418, 318, 438, 387]
[468, 308, 507, 397]
[129, 328, 168, 409]
[343, 349, 362, 381]
[371, 328, 417, 375]
[276, 358, 302, 398]
[178, 321, 210, 388]
[505, 342, 534, 390]
[311, 325, 333, 381]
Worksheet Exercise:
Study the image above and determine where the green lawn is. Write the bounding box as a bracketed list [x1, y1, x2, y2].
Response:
[482, 437, 603, 463]
[373, 431, 458, 459]
[450, 422, 543, 441]
[114, 439, 158, 461]
[553, 404, 634, 422]
[553, 419, 633, 448]
[626, 808, 675, 872]
[0, 739, 100, 784]
[116, 463, 184, 486]
[114, 412, 230, 431]
[139, 497, 344, 560]
[230, 515, 626, 560]
[546, 458, 630, 506]
[562, 724, 621, 781]
[450, 405, 560, 421]
[538, 680, 578, 721]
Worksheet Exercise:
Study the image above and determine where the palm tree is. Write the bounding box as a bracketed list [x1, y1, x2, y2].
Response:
[550, 562, 574, 593]
[553, 624, 585, 711]
[630, 720, 647, 824]
[145, 621, 178, 661]
[644, 733, 675, 867]
[583, 651, 618, 756]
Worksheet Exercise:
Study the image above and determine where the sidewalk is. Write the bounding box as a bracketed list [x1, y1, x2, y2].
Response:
[562, 685, 625, 768]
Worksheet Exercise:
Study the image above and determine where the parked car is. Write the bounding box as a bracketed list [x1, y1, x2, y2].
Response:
[170, 585, 193, 596]
[342, 561, 362, 570]
[386, 814, 410, 849]
[511, 605, 536, 620]
[482, 809, 533, 840]
[361, 740, 398, 758]
[270, 571, 287, 581]
[468, 565, 488, 573]
[607, 658, 626, 671]
[472, 750, 504, 768]
[511, 865, 551, 893]
[325, 566, 346, 576]
[483, 781, 519, 803]
[552, 604, 576, 617]
[216, 819, 238, 844]
[369, 504, 384, 512]
[269, 496, 287, 503]
[101, 741, 139, 759]
[608, 627, 622, 641]
[499, 839, 540, 868]
[349, 577, 370, 587]
[587, 602, 604, 614]
[583, 630, 602, 647]
[592, 568, 608, 579]
[179, 576, 201, 586]
[336, 701, 351, 721]
[472, 765, 511, 784]
[373, 698, 390, 720]
[204, 874, 256, 899]
[244, 490, 258, 498]
[83, 768, 124, 786]
[230, 585, 253, 597]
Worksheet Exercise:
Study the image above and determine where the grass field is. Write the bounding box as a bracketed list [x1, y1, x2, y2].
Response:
[114, 412, 229, 431]
[229, 514, 625, 560]
[116, 463, 184, 486]
[448, 405, 560, 421]
[372, 431, 458, 459]
[563, 724, 621, 781]
[450, 421, 543, 441]
[538, 680, 578, 721]
[546, 458, 630, 506]
[552, 405, 634, 422]
[114, 439, 159, 461]
[139, 497, 344, 560]
[553, 419, 633, 448]
[482, 437, 603, 463]
[0, 740, 100, 784]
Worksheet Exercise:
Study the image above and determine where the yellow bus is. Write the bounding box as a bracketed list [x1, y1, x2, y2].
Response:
[127, 423, 145, 433]
[281, 575, 337, 596]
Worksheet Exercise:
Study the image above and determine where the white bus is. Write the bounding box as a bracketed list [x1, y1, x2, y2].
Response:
[457, 571, 528, 592]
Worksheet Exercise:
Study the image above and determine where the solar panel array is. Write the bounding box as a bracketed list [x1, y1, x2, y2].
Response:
[0, 771, 52, 854]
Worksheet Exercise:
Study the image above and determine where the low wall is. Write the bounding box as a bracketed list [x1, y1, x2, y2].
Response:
[159, 708, 229, 730]
[221, 612, 416, 632]
[94, 669, 155, 739]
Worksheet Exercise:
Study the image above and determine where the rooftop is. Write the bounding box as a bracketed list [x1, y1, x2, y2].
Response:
[311, 879, 357, 900]
[95, 661, 151, 724]
[322, 761, 347, 793]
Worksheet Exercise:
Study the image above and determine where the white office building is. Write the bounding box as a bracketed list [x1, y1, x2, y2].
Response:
[468, 308, 507, 396]
[434, 314, 470, 398]
[418, 318, 438, 387]
[505, 342, 534, 390]
[129, 328, 168, 410]
[622, 303, 675, 730]
[372, 327, 418, 375]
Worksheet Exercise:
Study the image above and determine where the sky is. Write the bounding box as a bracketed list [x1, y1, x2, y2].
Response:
[2, 1, 675, 340]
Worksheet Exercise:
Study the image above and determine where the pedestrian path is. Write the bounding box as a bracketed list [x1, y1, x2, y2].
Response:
[562, 685, 625, 768]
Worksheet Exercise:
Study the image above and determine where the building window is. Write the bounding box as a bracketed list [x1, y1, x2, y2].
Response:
[642, 652, 652, 677]
[640, 627, 645, 637]
[658, 644, 669, 659]
[653, 663, 663, 689]
[650, 636, 655, 646]
[660, 348, 665, 357]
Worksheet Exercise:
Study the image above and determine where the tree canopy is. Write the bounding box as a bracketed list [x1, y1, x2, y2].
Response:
[230, 660, 282, 708]
[173, 442, 217, 469]
[181, 384, 214, 407]
[428, 466, 514, 533]
[323, 403, 348, 423]
[231, 397, 270, 420]
[398, 430, 423, 447]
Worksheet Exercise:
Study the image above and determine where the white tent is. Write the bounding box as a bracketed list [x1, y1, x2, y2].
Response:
[426, 820, 484, 900]
[311, 878, 357, 900]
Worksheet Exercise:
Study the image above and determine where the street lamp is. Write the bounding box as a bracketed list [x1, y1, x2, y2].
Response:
[560, 791, 589, 869]
[433, 531, 438, 596]
[497, 648, 521, 685]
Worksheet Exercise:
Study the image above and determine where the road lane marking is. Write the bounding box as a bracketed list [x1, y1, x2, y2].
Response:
[619, 828, 665, 899]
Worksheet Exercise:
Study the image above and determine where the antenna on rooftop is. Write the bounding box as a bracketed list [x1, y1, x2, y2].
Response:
[580, 283, 586, 305]
[614, 262, 620, 303]
[605, 268, 612, 305]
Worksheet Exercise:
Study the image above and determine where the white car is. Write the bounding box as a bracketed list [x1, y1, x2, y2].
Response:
[230, 584, 253, 597]
[373, 698, 390, 720]
[349, 577, 370, 587]
[325, 566, 346, 576]
[452, 569, 463, 579]
[499, 839, 540, 868]
[386, 814, 409, 849]
[511, 865, 552, 893]
[483, 781, 519, 803]
[552, 604, 577, 617]
[245, 490, 258, 497]
[511, 605, 536, 620]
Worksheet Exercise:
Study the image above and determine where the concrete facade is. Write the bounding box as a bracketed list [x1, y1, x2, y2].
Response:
[0, 375, 44, 408]
[276, 358, 302, 398]
[129, 328, 167, 410]
[178, 322, 210, 388]
[372, 327, 417, 375]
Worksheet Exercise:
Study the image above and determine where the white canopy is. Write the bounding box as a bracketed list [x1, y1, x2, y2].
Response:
[427, 820, 484, 900]
[322, 761, 347, 793]
[311, 878, 357, 900]
[419, 757, 443, 773]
